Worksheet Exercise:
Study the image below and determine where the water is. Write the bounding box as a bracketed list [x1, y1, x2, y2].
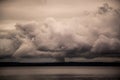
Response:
[0, 75, 119, 80]
[0, 67, 119, 80]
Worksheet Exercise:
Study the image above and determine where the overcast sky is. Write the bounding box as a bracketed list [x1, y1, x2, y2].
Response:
[0, 0, 119, 29]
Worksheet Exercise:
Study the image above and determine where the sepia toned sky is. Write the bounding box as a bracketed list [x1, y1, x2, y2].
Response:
[0, 0, 120, 60]
[0, 0, 119, 28]
[0, 0, 119, 21]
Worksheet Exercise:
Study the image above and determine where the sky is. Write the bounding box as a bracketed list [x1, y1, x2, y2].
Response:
[0, 0, 120, 61]
[0, 0, 119, 29]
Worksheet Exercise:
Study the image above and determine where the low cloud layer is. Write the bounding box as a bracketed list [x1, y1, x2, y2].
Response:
[0, 3, 120, 58]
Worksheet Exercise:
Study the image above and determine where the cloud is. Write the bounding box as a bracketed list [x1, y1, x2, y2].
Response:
[0, 39, 17, 57]
[98, 3, 113, 14]
[0, 3, 120, 58]
[0, 30, 21, 58]
[91, 35, 120, 54]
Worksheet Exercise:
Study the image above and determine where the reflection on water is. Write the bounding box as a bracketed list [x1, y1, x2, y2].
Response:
[0, 67, 119, 80]
[0, 75, 120, 80]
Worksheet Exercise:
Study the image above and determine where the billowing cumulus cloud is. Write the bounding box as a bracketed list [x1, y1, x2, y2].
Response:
[91, 35, 120, 54]
[0, 3, 120, 59]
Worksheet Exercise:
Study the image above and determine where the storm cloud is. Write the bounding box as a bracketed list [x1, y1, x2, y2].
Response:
[0, 3, 120, 58]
